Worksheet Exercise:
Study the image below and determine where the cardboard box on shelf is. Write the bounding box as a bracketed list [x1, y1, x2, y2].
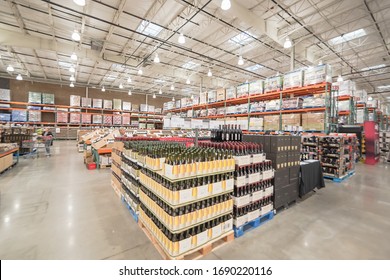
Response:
[264, 115, 280, 131]
[216, 88, 226, 101]
[200, 91, 208, 104]
[303, 64, 332, 86]
[93, 98, 103, 108]
[248, 80, 263, 95]
[301, 112, 325, 131]
[82, 97, 92, 108]
[236, 83, 249, 98]
[249, 117, 264, 131]
[282, 114, 301, 128]
[226, 87, 236, 99]
[264, 76, 283, 93]
[283, 69, 303, 89]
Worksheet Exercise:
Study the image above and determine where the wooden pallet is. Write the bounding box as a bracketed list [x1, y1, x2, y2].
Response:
[100, 164, 112, 169]
[138, 219, 234, 260]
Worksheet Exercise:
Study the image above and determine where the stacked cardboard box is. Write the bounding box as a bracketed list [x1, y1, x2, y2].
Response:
[282, 114, 301, 129]
[242, 135, 301, 209]
[301, 112, 325, 131]
[264, 115, 280, 131]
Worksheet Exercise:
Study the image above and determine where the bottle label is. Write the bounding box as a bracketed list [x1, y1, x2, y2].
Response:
[164, 164, 174, 179]
[197, 184, 209, 199]
[179, 188, 192, 204]
[248, 173, 260, 184]
[213, 181, 223, 194]
[233, 195, 250, 207]
[178, 237, 192, 255]
[252, 153, 265, 164]
[261, 204, 274, 216]
[264, 186, 274, 197]
[212, 224, 222, 239]
[233, 214, 248, 228]
[223, 218, 233, 232]
[197, 231, 208, 246]
[233, 155, 251, 166]
[248, 209, 260, 222]
[251, 190, 264, 202]
[234, 175, 246, 187]
[226, 178, 234, 191]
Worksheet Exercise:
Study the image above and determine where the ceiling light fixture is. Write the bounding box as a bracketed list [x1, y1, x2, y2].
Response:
[127, 76, 132, 83]
[178, 33, 186, 44]
[69, 66, 75, 73]
[72, 30, 81, 41]
[138, 68, 143, 75]
[284, 37, 292, 48]
[208, 68, 212, 77]
[153, 93, 156, 99]
[73, 0, 86, 6]
[101, 86, 106, 92]
[368, 96, 373, 101]
[191, 94, 194, 100]
[128, 89, 132, 96]
[70, 82, 74, 88]
[7, 65, 14, 72]
[119, 83, 124, 89]
[170, 84, 175, 90]
[159, 89, 162, 95]
[172, 96, 175, 102]
[71, 52, 77, 61]
[16, 74, 23, 81]
[221, 0, 231, 10]
[238, 55, 244, 66]
[70, 75, 75, 81]
[186, 77, 190, 84]
[153, 53, 160, 63]
[337, 75, 343, 82]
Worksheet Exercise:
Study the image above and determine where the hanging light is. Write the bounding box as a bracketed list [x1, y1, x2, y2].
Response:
[159, 88, 162, 95]
[153, 53, 160, 63]
[70, 82, 74, 88]
[153, 93, 156, 99]
[337, 75, 343, 82]
[368, 96, 373, 101]
[221, 0, 231, 10]
[172, 96, 175, 101]
[128, 89, 132, 96]
[16, 74, 23, 81]
[69, 66, 75, 73]
[70, 75, 75, 81]
[208, 68, 212, 77]
[127, 76, 132, 83]
[71, 52, 77, 61]
[138, 68, 143, 75]
[186, 78, 190, 84]
[284, 37, 292, 48]
[191, 94, 194, 100]
[178, 33, 186, 44]
[119, 83, 124, 89]
[170, 84, 175, 90]
[101, 86, 106, 92]
[72, 30, 81, 41]
[73, 0, 86, 6]
[7, 65, 14, 72]
[238, 55, 244, 66]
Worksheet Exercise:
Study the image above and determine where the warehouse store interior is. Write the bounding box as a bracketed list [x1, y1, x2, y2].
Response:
[1, 0, 390, 260]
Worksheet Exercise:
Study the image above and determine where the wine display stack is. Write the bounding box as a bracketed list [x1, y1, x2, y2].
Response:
[300, 135, 319, 161]
[111, 142, 124, 198]
[379, 131, 390, 162]
[119, 141, 236, 259]
[211, 124, 243, 142]
[199, 141, 274, 237]
[319, 134, 357, 180]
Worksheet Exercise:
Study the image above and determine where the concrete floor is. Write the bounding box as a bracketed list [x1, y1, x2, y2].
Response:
[0, 141, 389, 260]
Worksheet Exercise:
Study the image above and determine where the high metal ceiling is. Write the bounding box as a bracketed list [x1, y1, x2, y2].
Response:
[0, 0, 390, 102]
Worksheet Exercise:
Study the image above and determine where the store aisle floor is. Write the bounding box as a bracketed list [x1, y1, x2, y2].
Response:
[0, 141, 389, 259]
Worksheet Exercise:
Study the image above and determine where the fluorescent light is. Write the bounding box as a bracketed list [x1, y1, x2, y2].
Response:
[101, 86, 105, 92]
[337, 75, 343, 82]
[361, 64, 386, 71]
[16, 74, 23, 80]
[119, 83, 123, 89]
[182, 61, 198, 69]
[377, 85, 390, 89]
[153, 93, 156, 98]
[186, 78, 190, 84]
[136, 20, 163, 37]
[159, 89, 162, 95]
[172, 96, 175, 101]
[178, 33, 186, 44]
[154, 53, 160, 63]
[238, 55, 244, 65]
[208, 68, 212, 77]
[138, 68, 143, 75]
[69, 66, 75, 73]
[71, 53, 77, 61]
[170, 84, 175, 90]
[73, 0, 86, 6]
[284, 37, 292, 48]
[70, 75, 75, 81]
[128, 89, 132, 96]
[72, 30, 81, 41]
[7, 65, 14, 72]
[221, 0, 231, 10]
[329, 28, 366, 45]
[127, 76, 132, 83]
[70, 82, 74, 87]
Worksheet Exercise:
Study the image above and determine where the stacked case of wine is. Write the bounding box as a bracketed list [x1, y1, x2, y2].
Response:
[301, 135, 319, 161]
[111, 142, 124, 198]
[121, 141, 235, 258]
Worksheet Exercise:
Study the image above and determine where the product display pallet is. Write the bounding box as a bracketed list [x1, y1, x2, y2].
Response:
[138, 219, 234, 260]
[0, 162, 17, 175]
[121, 195, 139, 223]
[274, 199, 298, 214]
[323, 170, 355, 183]
[111, 180, 122, 198]
[233, 211, 274, 238]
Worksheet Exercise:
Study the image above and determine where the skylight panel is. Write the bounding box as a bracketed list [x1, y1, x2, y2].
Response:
[329, 29, 366, 45]
[361, 64, 385, 71]
[182, 61, 198, 69]
[136, 20, 163, 37]
[229, 32, 254, 45]
[245, 64, 263, 71]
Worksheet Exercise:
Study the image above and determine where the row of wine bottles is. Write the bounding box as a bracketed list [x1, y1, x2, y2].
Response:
[234, 197, 273, 218]
[140, 185, 233, 231]
[139, 204, 233, 256]
[121, 158, 140, 179]
[122, 184, 140, 212]
[211, 124, 243, 142]
[199, 141, 263, 156]
[233, 179, 273, 198]
[121, 171, 140, 196]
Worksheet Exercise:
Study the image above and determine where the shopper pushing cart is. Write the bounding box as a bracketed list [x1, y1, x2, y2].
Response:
[41, 128, 53, 157]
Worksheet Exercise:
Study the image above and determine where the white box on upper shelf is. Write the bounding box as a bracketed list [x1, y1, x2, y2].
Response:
[175, 100, 181, 109]
[123, 101, 131, 111]
[113, 99, 122, 110]
[334, 80, 356, 96]
[0, 89, 11, 101]
[167, 101, 174, 110]
[283, 69, 303, 89]
[208, 90, 217, 103]
[140, 104, 148, 112]
[93, 98, 103, 108]
[264, 76, 283, 93]
[248, 80, 263, 95]
[216, 88, 226, 101]
[104, 99, 113, 109]
[367, 99, 379, 108]
[226, 87, 236, 99]
[70, 95, 80, 107]
[82, 97, 92, 107]
[192, 96, 199, 105]
[200, 91, 207, 104]
[236, 83, 249, 98]
[148, 105, 155, 112]
[303, 64, 332, 86]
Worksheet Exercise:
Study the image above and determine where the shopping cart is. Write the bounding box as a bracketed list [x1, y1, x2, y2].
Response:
[22, 136, 51, 158]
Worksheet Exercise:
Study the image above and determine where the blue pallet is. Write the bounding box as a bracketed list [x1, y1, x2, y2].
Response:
[324, 170, 355, 183]
[121, 195, 139, 222]
[234, 211, 274, 238]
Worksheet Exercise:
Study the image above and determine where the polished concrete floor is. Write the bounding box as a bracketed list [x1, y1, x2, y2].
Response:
[0, 141, 389, 260]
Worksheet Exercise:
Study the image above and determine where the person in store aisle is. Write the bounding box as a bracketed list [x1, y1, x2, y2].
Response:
[42, 128, 53, 156]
